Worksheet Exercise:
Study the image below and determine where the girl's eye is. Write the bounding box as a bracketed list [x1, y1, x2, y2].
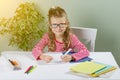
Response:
[51, 23, 66, 28]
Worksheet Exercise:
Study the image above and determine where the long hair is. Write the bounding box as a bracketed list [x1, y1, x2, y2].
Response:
[48, 6, 70, 51]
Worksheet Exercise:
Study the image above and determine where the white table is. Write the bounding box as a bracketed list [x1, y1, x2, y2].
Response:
[0, 51, 120, 80]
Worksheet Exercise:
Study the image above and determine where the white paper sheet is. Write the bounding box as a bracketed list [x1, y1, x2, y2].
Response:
[37, 52, 67, 65]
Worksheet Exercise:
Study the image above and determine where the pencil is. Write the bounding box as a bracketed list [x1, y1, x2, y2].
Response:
[8, 59, 18, 65]
[24, 65, 33, 73]
[8, 59, 21, 70]
[27, 66, 37, 74]
[63, 48, 72, 55]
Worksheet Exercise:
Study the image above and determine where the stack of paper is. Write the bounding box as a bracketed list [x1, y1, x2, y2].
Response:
[70, 61, 117, 77]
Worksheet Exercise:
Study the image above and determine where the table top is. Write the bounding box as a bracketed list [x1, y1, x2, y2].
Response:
[0, 51, 120, 80]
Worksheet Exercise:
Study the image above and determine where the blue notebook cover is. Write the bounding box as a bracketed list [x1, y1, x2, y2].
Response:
[94, 65, 113, 74]
[62, 52, 93, 63]
[70, 57, 93, 63]
[90, 62, 117, 77]
[92, 62, 117, 74]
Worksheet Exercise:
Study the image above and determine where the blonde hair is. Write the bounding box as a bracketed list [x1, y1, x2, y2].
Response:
[48, 6, 70, 51]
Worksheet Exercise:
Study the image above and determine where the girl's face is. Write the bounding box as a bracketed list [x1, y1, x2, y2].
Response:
[50, 17, 67, 36]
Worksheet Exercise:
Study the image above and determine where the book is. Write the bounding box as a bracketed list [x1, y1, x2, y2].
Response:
[90, 64, 117, 77]
[70, 61, 106, 74]
[62, 51, 93, 63]
[70, 57, 93, 63]
[70, 61, 117, 77]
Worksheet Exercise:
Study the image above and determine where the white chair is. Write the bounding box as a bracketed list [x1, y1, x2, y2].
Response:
[71, 27, 97, 52]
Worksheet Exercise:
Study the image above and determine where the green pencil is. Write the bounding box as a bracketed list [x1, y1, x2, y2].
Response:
[27, 66, 37, 74]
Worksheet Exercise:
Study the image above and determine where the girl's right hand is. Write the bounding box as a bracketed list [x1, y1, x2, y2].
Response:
[40, 54, 53, 63]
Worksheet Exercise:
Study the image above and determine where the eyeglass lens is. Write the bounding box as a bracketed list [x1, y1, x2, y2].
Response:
[51, 23, 66, 28]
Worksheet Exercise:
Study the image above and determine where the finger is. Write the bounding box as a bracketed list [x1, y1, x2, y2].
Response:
[61, 55, 67, 59]
[49, 57, 53, 61]
[62, 57, 69, 62]
[46, 56, 53, 63]
[63, 56, 72, 62]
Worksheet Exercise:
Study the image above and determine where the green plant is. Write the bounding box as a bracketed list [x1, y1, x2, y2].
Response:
[0, 2, 46, 51]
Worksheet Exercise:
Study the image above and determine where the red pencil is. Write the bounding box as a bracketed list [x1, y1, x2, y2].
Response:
[24, 65, 33, 73]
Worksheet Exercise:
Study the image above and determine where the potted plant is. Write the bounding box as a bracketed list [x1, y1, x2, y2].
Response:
[0, 2, 47, 51]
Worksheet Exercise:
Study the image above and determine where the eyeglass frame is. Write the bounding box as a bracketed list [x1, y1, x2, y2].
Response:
[50, 23, 67, 29]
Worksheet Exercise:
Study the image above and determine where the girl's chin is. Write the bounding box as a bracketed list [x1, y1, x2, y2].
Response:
[55, 32, 64, 35]
[55, 31, 64, 33]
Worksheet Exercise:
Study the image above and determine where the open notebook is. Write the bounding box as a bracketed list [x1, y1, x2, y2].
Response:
[37, 52, 65, 65]
[37, 52, 93, 65]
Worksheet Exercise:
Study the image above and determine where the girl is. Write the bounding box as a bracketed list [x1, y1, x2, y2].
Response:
[32, 6, 89, 63]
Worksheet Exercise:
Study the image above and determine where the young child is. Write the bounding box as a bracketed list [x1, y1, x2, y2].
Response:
[32, 6, 89, 63]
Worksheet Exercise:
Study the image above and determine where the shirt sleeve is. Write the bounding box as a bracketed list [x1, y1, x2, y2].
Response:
[70, 34, 90, 61]
[32, 33, 49, 60]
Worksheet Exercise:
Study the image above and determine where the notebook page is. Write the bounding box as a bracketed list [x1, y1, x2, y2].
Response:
[70, 61, 106, 74]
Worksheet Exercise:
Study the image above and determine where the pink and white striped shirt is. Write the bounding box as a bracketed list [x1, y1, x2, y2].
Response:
[32, 33, 89, 61]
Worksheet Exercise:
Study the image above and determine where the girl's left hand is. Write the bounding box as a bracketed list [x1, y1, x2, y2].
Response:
[61, 54, 72, 62]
